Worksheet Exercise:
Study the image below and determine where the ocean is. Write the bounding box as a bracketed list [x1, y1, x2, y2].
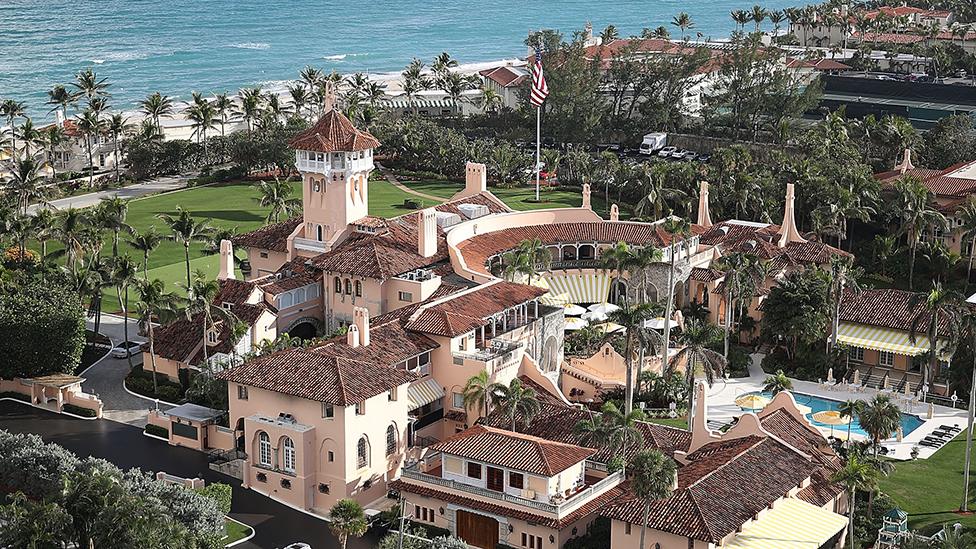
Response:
[0, 0, 800, 119]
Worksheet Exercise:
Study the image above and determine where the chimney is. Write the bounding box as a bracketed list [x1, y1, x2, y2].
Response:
[346, 323, 360, 348]
[353, 306, 370, 347]
[323, 82, 337, 113]
[895, 148, 915, 174]
[418, 208, 437, 258]
[609, 204, 619, 222]
[582, 183, 592, 210]
[697, 181, 713, 227]
[778, 183, 807, 248]
[689, 381, 709, 443]
[218, 239, 235, 280]
[463, 162, 487, 197]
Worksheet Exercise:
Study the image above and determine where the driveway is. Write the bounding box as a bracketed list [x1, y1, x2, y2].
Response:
[83, 313, 168, 426]
[28, 174, 190, 213]
[0, 402, 386, 549]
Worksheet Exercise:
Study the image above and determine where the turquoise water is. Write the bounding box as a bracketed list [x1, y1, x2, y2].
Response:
[741, 391, 925, 439]
[1, 0, 800, 118]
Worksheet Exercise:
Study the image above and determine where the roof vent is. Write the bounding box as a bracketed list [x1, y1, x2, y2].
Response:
[458, 203, 489, 219]
[719, 226, 730, 234]
[435, 211, 463, 229]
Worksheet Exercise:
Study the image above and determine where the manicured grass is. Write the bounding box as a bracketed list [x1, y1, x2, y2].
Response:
[367, 178, 442, 218]
[222, 518, 252, 546]
[398, 178, 463, 199]
[878, 433, 976, 534]
[646, 417, 689, 429]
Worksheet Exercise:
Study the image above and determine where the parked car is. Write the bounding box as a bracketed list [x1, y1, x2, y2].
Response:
[657, 146, 677, 158]
[697, 153, 712, 163]
[670, 148, 690, 160]
[111, 341, 143, 359]
[282, 544, 312, 549]
[683, 151, 699, 162]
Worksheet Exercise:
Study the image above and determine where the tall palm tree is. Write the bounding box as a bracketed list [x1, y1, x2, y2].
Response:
[5, 157, 51, 215]
[599, 401, 646, 459]
[662, 217, 691, 354]
[828, 256, 862, 351]
[128, 227, 163, 278]
[55, 207, 89, 272]
[909, 282, 967, 390]
[111, 255, 139, 368]
[623, 245, 664, 304]
[599, 241, 632, 305]
[236, 87, 264, 132]
[31, 207, 57, 260]
[489, 378, 541, 433]
[750, 4, 768, 33]
[838, 399, 865, 447]
[182, 271, 238, 368]
[96, 197, 133, 257]
[956, 197, 976, 286]
[401, 58, 431, 115]
[287, 84, 310, 120]
[573, 410, 611, 448]
[895, 176, 947, 290]
[15, 118, 41, 157]
[665, 318, 726, 425]
[731, 9, 751, 31]
[630, 449, 677, 549]
[858, 394, 902, 457]
[138, 92, 173, 135]
[212, 93, 235, 138]
[184, 100, 217, 160]
[134, 278, 182, 393]
[462, 370, 493, 418]
[158, 207, 213, 291]
[609, 302, 659, 414]
[74, 110, 103, 188]
[72, 68, 109, 101]
[831, 453, 880, 549]
[1, 99, 27, 158]
[106, 114, 129, 182]
[253, 179, 301, 223]
[671, 12, 694, 41]
[431, 52, 458, 78]
[46, 84, 76, 126]
[714, 251, 760, 358]
[42, 124, 68, 180]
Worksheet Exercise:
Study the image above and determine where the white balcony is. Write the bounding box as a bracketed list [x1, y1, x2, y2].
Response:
[293, 237, 328, 253]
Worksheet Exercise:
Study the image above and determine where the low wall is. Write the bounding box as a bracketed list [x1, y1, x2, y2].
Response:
[64, 390, 103, 418]
[207, 424, 236, 451]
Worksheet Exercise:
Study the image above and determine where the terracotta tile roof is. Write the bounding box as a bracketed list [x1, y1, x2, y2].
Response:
[310, 318, 440, 366]
[217, 347, 416, 405]
[288, 109, 380, 153]
[390, 479, 628, 529]
[877, 162, 976, 199]
[839, 287, 951, 333]
[232, 217, 301, 253]
[40, 120, 82, 138]
[405, 282, 548, 337]
[479, 66, 528, 88]
[257, 257, 321, 295]
[430, 425, 595, 476]
[851, 31, 925, 44]
[701, 221, 849, 265]
[602, 436, 819, 542]
[689, 267, 723, 282]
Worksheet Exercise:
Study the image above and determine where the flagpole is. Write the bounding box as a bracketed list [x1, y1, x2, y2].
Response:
[535, 105, 541, 202]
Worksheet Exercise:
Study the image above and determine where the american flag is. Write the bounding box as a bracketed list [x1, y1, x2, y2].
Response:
[529, 47, 549, 108]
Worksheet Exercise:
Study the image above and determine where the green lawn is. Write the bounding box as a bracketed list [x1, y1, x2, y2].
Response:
[878, 433, 976, 534]
[646, 417, 689, 429]
[397, 178, 463, 199]
[222, 518, 252, 546]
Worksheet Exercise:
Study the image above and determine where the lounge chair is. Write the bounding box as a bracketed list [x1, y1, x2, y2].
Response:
[939, 425, 961, 433]
[919, 440, 940, 448]
[921, 436, 946, 446]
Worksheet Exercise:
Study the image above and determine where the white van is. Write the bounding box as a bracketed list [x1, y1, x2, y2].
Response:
[639, 133, 667, 155]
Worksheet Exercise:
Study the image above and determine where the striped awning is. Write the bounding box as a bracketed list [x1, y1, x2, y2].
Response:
[837, 322, 940, 357]
[408, 377, 445, 411]
[381, 98, 456, 110]
[540, 273, 610, 305]
[723, 498, 848, 549]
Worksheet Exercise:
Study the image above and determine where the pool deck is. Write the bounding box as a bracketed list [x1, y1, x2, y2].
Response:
[703, 354, 969, 460]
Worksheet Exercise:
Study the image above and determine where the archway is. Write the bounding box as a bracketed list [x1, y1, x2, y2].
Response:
[288, 322, 317, 341]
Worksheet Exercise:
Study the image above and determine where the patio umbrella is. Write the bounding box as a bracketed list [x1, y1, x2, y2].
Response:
[594, 322, 625, 334]
[826, 368, 834, 384]
[735, 394, 770, 410]
[643, 317, 666, 330]
[811, 410, 851, 438]
[588, 302, 620, 315]
[904, 382, 912, 397]
[581, 311, 608, 323]
[564, 317, 588, 331]
[852, 369, 861, 386]
[563, 303, 587, 316]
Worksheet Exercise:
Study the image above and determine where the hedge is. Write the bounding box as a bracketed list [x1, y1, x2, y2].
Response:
[126, 366, 185, 403]
[0, 280, 85, 379]
[62, 403, 97, 417]
[196, 482, 233, 515]
[145, 424, 169, 438]
[0, 391, 31, 402]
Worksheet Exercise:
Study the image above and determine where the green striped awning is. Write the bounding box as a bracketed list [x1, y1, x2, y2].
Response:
[836, 322, 940, 357]
[408, 377, 445, 411]
[723, 498, 848, 549]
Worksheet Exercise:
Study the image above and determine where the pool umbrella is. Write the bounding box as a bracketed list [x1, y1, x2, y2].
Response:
[826, 367, 834, 384]
[594, 322, 625, 334]
[735, 394, 770, 410]
[563, 303, 587, 316]
[643, 317, 666, 330]
[564, 317, 587, 331]
[812, 410, 851, 438]
[852, 369, 861, 386]
[581, 310, 608, 322]
[588, 302, 620, 315]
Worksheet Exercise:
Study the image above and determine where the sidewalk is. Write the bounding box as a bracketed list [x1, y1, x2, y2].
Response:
[28, 174, 191, 213]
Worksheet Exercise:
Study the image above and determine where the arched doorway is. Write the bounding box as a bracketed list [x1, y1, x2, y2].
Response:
[288, 322, 317, 340]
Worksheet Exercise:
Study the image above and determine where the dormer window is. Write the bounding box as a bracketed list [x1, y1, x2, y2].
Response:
[207, 330, 218, 345]
[222, 302, 233, 310]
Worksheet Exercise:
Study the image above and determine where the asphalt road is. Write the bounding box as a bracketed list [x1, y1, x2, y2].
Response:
[0, 402, 386, 549]
[27, 174, 191, 214]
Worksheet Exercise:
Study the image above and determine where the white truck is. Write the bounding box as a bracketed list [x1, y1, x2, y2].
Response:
[638, 132, 667, 155]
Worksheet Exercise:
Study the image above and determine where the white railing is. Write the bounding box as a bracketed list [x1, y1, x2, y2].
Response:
[293, 237, 328, 253]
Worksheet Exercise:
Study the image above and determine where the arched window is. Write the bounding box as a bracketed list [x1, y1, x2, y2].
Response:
[295, 288, 306, 304]
[354, 280, 362, 297]
[357, 437, 369, 468]
[386, 425, 397, 456]
[282, 437, 296, 473]
[334, 277, 342, 294]
[279, 293, 293, 309]
[258, 432, 272, 467]
[316, 225, 324, 241]
[344, 279, 352, 295]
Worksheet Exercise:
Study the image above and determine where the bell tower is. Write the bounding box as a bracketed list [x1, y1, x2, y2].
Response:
[288, 109, 380, 254]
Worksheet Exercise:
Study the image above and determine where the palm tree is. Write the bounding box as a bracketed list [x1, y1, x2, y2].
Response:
[5, 157, 51, 215]
[672, 12, 694, 41]
[599, 241, 632, 305]
[573, 411, 610, 448]
[462, 370, 493, 418]
[97, 196, 133, 257]
[138, 92, 173, 135]
[253, 179, 301, 223]
[895, 176, 947, 290]
[328, 499, 368, 549]
[715, 251, 760, 358]
[630, 449, 677, 549]
[15, 118, 41, 157]
[72, 68, 109, 101]
[762, 370, 793, 395]
[431, 52, 458, 78]
[401, 58, 431, 115]
[490, 378, 541, 433]
[55, 207, 89, 272]
[158, 207, 213, 291]
[665, 318, 726, 425]
[74, 110, 103, 188]
[750, 4, 768, 33]
[479, 85, 503, 114]
[610, 302, 659, 414]
[831, 453, 880, 549]
[624, 245, 664, 304]
[599, 401, 646, 458]
[128, 227, 162, 279]
[134, 278, 182, 393]
[46, 84, 76, 126]
[662, 217, 691, 354]
[909, 282, 967, 390]
[828, 256, 862, 351]
[31, 207, 57, 260]
[731, 9, 751, 31]
[111, 255, 139, 368]
[182, 271, 238, 368]
[858, 394, 902, 456]
[184, 100, 216, 160]
[236, 87, 264, 132]
[838, 399, 865, 447]
[107, 114, 129, 182]
[956, 197, 976, 286]
[1, 99, 27, 158]
[42, 124, 68, 180]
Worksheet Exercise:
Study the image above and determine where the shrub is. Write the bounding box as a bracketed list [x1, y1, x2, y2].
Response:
[196, 482, 232, 515]
[0, 279, 85, 379]
[145, 424, 169, 439]
[126, 366, 186, 402]
[726, 345, 752, 378]
[404, 198, 423, 209]
[0, 391, 30, 402]
[62, 403, 96, 417]
[563, 516, 611, 549]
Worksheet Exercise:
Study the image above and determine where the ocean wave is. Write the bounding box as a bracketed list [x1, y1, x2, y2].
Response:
[323, 54, 347, 61]
[228, 42, 271, 50]
[90, 59, 105, 64]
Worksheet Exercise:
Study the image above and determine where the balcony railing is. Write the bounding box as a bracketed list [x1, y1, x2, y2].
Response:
[453, 340, 521, 363]
[293, 237, 328, 253]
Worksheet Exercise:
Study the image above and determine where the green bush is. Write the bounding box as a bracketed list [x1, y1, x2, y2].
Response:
[563, 516, 611, 549]
[726, 345, 752, 378]
[62, 403, 96, 418]
[196, 482, 232, 515]
[404, 198, 423, 209]
[0, 391, 31, 402]
[145, 424, 169, 438]
[0, 280, 85, 379]
[126, 366, 185, 402]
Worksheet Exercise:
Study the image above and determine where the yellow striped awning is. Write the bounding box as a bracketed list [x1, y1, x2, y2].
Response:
[723, 498, 848, 549]
[540, 292, 572, 306]
[540, 273, 610, 305]
[836, 322, 941, 357]
[407, 378, 445, 411]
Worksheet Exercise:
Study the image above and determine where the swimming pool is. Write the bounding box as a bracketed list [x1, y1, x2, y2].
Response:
[740, 391, 925, 439]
